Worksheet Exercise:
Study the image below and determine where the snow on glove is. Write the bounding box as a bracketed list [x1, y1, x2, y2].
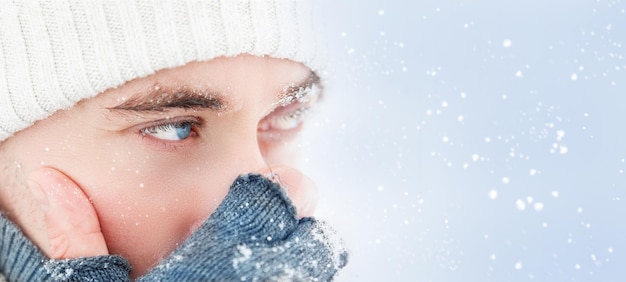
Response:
[0, 213, 131, 282]
[139, 173, 349, 281]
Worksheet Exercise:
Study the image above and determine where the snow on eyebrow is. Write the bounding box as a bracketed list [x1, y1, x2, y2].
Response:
[274, 72, 323, 107]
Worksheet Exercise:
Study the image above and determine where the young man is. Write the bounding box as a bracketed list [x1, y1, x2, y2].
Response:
[0, 1, 347, 280]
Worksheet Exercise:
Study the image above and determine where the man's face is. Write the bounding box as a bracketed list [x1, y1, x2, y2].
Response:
[0, 55, 321, 277]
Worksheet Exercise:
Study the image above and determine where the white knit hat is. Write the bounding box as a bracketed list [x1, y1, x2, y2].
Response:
[0, 0, 322, 142]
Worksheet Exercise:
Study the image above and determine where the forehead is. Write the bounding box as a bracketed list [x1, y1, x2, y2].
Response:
[92, 55, 314, 108]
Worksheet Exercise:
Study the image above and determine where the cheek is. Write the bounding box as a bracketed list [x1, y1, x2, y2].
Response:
[259, 136, 303, 167]
[67, 150, 234, 274]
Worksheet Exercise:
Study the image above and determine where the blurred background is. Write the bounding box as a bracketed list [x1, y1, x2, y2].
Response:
[301, 0, 626, 281]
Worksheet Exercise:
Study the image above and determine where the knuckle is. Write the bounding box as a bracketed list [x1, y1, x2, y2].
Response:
[48, 232, 70, 259]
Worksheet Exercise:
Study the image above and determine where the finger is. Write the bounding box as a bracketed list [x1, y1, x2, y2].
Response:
[28, 167, 109, 259]
[258, 166, 318, 218]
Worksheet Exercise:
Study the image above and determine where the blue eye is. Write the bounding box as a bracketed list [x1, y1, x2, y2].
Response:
[175, 123, 192, 139]
[142, 121, 194, 141]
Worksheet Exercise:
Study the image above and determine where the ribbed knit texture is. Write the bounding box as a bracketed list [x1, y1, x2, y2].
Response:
[0, 212, 131, 281]
[0, 0, 322, 142]
[0, 214, 46, 281]
[0, 174, 348, 281]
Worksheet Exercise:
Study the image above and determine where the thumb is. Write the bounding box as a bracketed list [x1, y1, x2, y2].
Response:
[258, 166, 318, 218]
[27, 167, 108, 259]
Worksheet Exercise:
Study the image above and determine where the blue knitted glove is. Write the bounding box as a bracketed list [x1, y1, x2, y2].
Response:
[139, 173, 349, 281]
[0, 213, 131, 281]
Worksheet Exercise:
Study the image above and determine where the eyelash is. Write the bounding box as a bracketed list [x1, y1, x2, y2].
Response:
[258, 102, 314, 139]
[137, 103, 314, 151]
[139, 117, 201, 150]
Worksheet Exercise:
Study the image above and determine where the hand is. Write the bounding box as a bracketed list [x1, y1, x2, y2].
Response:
[25, 165, 318, 260]
[21, 169, 348, 281]
[257, 165, 319, 218]
[139, 173, 348, 281]
[27, 167, 108, 259]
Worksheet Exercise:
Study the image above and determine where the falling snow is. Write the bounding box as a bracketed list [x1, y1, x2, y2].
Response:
[502, 39, 513, 48]
[313, 0, 626, 280]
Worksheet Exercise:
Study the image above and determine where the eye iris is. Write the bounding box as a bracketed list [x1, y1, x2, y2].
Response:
[175, 123, 192, 139]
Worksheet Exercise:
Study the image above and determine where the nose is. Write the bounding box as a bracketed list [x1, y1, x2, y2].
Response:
[256, 165, 318, 218]
[227, 127, 318, 219]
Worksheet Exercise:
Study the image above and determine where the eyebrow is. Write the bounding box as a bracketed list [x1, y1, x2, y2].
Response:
[108, 87, 226, 113]
[275, 72, 322, 106]
[108, 71, 322, 114]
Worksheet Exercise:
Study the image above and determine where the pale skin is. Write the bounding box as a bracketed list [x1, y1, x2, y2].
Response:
[0, 55, 319, 278]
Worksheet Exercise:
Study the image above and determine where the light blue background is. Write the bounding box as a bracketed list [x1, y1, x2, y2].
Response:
[302, 1, 626, 281]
